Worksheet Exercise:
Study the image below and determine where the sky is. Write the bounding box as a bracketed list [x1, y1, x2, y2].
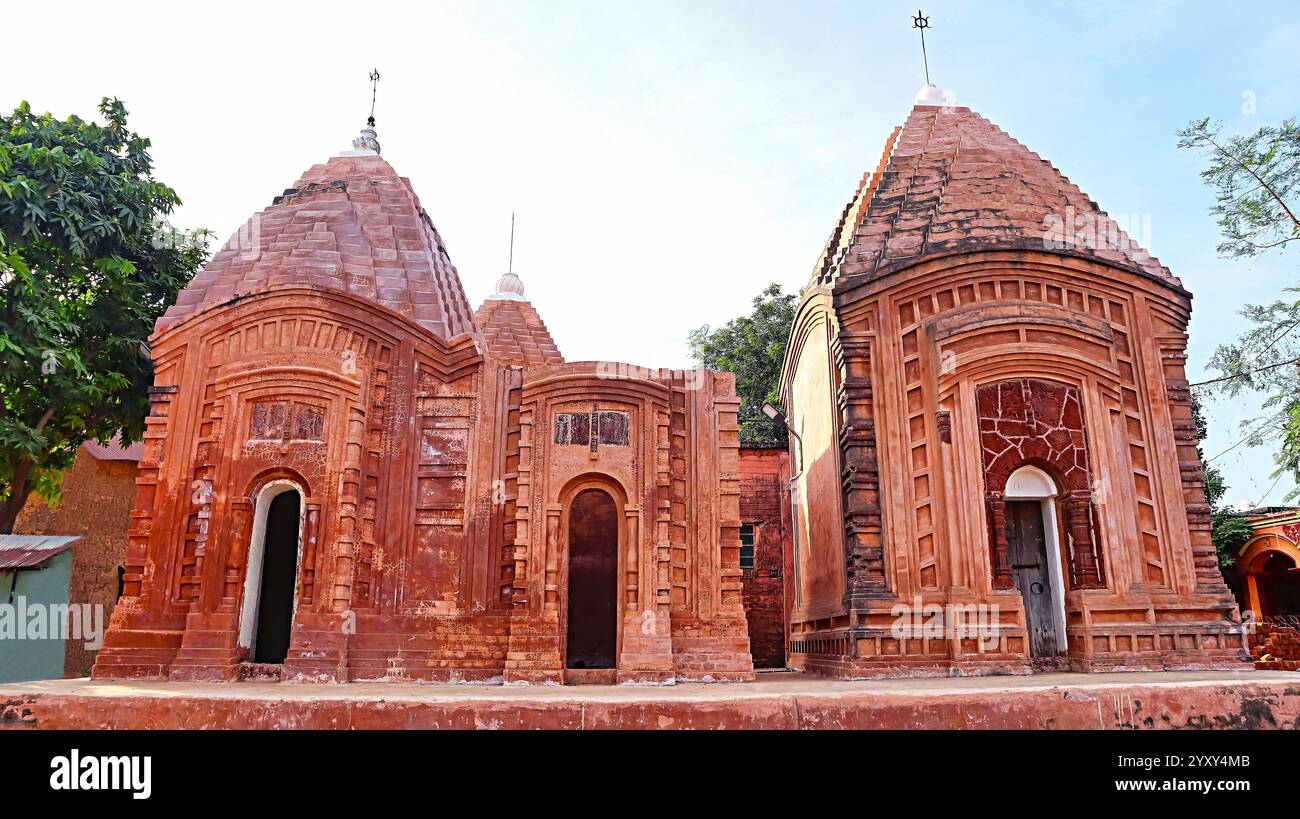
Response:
[3, 0, 1298, 506]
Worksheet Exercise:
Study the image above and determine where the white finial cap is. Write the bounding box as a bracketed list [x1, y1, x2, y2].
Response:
[914, 84, 948, 106]
[489, 271, 527, 301]
[340, 123, 381, 157]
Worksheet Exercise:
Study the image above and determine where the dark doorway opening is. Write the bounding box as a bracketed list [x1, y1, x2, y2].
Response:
[253, 491, 301, 664]
[1259, 553, 1300, 618]
[1005, 500, 1059, 659]
[566, 489, 618, 670]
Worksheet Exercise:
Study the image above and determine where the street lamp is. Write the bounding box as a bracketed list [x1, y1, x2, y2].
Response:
[762, 402, 802, 478]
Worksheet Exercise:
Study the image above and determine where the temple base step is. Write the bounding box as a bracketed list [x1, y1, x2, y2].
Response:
[563, 668, 617, 685]
[238, 663, 283, 683]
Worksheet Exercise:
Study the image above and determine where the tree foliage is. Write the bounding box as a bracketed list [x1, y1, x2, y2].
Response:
[0, 98, 208, 532]
[1178, 117, 1300, 258]
[688, 283, 796, 445]
[1192, 396, 1253, 567]
[1180, 117, 1300, 501]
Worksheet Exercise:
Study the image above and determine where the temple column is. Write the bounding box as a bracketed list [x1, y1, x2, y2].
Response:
[1246, 573, 1263, 622]
[1065, 492, 1103, 589]
[220, 498, 253, 611]
[985, 493, 1013, 590]
[836, 333, 889, 607]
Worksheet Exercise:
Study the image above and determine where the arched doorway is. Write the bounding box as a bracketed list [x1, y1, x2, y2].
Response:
[1003, 466, 1068, 661]
[1239, 536, 1300, 623]
[565, 488, 619, 670]
[238, 481, 304, 665]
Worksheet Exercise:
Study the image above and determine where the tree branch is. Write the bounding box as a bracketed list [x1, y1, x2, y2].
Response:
[1204, 130, 1300, 232]
[34, 405, 56, 433]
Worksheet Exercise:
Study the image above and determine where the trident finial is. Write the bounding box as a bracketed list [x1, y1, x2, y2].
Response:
[368, 68, 380, 127]
[912, 10, 932, 86]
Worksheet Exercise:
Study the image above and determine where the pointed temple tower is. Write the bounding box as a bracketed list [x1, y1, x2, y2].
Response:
[93, 123, 753, 684]
[781, 87, 1251, 676]
[473, 272, 564, 368]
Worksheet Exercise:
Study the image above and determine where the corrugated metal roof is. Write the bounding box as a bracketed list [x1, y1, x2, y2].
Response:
[81, 433, 144, 462]
[0, 535, 80, 569]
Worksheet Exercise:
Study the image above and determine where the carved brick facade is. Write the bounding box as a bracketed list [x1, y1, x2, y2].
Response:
[91, 138, 753, 684]
[782, 95, 1249, 677]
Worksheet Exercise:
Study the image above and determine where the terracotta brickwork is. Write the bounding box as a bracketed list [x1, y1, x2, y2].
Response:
[474, 293, 564, 368]
[157, 155, 476, 339]
[92, 137, 753, 685]
[810, 105, 1172, 286]
[1250, 625, 1300, 671]
[738, 446, 793, 668]
[782, 97, 1249, 678]
[15, 444, 140, 677]
[977, 380, 1091, 494]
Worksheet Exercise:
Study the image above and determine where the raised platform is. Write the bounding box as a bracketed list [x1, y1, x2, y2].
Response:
[3, 670, 1298, 730]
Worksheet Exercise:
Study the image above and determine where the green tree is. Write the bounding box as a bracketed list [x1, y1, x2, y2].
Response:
[1179, 117, 1300, 499]
[1192, 396, 1253, 568]
[0, 99, 207, 532]
[688, 283, 796, 445]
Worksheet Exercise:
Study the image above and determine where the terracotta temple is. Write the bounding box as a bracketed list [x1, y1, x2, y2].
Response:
[92, 84, 1252, 686]
[780, 85, 1251, 677]
[92, 123, 755, 684]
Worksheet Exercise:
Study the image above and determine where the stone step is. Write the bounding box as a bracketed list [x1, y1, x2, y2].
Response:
[563, 668, 617, 685]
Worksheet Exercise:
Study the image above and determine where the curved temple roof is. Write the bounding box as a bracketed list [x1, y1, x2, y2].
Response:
[813, 98, 1178, 289]
[157, 151, 478, 340]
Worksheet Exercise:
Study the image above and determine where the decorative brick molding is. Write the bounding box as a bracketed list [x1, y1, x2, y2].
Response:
[835, 332, 888, 605]
[1157, 335, 1230, 592]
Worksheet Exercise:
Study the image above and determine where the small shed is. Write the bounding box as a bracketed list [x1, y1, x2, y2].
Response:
[0, 535, 81, 683]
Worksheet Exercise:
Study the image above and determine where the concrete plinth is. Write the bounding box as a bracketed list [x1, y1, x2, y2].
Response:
[3, 670, 1299, 730]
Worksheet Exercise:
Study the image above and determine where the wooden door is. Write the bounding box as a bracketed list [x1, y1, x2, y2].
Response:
[1005, 500, 1059, 659]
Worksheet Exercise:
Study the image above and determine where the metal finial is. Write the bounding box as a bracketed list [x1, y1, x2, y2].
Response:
[368, 69, 380, 126]
[508, 210, 516, 274]
[912, 10, 932, 86]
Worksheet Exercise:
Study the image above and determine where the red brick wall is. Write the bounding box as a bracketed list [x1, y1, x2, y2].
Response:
[1250, 625, 1300, 671]
[15, 449, 138, 677]
[739, 446, 793, 668]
